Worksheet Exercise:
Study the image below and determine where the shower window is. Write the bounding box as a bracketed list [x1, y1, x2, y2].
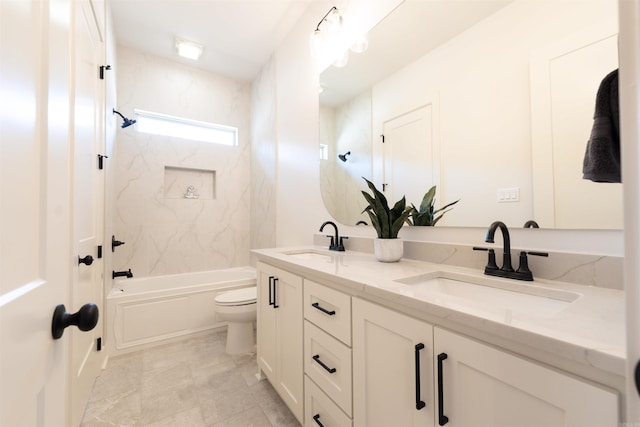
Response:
[134, 109, 238, 146]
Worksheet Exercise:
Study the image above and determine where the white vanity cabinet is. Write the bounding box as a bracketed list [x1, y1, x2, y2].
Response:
[352, 297, 435, 427]
[434, 327, 618, 427]
[256, 262, 303, 422]
[352, 297, 618, 427]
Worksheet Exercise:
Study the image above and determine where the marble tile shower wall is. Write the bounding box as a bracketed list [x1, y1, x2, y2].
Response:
[114, 46, 251, 277]
[250, 56, 277, 254]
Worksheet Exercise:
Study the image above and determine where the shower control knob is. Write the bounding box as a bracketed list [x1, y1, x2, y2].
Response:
[51, 303, 99, 339]
[78, 255, 94, 266]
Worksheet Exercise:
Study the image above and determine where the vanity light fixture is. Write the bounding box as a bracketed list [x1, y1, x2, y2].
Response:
[112, 109, 137, 129]
[176, 38, 203, 60]
[311, 6, 343, 59]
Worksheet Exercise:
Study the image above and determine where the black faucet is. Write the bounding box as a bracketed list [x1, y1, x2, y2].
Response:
[474, 221, 548, 281]
[113, 269, 133, 279]
[319, 221, 347, 251]
[523, 220, 540, 228]
[485, 221, 513, 272]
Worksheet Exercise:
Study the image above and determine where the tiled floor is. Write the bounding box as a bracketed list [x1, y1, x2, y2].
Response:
[81, 330, 300, 426]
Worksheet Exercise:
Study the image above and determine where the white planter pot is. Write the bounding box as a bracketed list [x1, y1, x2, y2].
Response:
[374, 238, 404, 262]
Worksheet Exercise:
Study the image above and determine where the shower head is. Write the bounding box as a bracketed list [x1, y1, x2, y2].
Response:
[113, 109, 137, 128]
[338, 151, 351, 162]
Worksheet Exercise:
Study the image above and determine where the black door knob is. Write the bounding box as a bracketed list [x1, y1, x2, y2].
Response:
[51, 303, 99, 339]
[78, 255, 94, 266]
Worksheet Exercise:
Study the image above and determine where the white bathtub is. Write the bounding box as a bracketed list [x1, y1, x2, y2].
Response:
[106, 266, 256, 354]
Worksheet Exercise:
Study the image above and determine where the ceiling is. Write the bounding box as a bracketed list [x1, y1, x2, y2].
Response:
[109, 0, 314, 82]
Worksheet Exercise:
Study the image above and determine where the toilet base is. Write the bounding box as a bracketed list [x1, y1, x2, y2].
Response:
[225, 321, 255, 355]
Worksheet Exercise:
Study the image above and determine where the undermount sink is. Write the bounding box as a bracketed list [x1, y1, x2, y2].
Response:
[282, 249, 335, 262]
[394, 273, 581, 318]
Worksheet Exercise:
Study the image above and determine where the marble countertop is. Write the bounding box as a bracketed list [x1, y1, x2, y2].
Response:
[253, 246, 626, 377]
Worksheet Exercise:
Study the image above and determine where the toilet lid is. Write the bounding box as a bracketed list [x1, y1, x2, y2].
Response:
[215, 287, 256, 305]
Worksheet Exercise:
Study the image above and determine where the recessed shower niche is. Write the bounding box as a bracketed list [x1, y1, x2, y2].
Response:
[163, 166, 216, 200]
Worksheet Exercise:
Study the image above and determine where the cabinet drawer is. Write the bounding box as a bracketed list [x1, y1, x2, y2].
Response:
[305, 321, 352, 416]
[305, 376, 352, 427]
[304, 279, 351, 345]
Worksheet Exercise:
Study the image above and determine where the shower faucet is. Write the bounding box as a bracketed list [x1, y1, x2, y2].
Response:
[113, 269, 133, 279]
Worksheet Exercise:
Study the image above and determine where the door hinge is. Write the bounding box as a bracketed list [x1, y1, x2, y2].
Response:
[98, 154, 108, 170]
[380, 134, 385, 143]
[99, 64, 111, 80]
[96, 337, 102, 351]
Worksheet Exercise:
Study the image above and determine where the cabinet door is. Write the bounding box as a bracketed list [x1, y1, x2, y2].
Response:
[257, 262, 277, 381]
[274, 267, 303, 421]
[256, 262, 303, 423]
[434, 328, 618, 427]
[353, 298, 434, 427]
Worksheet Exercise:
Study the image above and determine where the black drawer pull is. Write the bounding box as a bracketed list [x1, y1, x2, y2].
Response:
[438, 352, 449, 425]
[273, 277, 279, 308]
[312, 302, 336, 316]
[312, 354, 336, 373]
[313, 414, 325, 427]
[415, 343, 426, 410]
[268, 276, 274, 306]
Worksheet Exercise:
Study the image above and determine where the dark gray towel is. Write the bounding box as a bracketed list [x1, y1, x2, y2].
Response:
[582, 69, 620, 183]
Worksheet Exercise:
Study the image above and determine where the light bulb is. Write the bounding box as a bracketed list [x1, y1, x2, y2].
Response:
[350, 34, 368, 53]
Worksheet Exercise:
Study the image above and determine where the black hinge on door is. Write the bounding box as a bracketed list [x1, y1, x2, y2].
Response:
[97, 245, 103, 259]
[98, 154, 108, 170]
[99, 64, 111, 80]
[380, 134, 385, 143]
[96, 337, 102, 351]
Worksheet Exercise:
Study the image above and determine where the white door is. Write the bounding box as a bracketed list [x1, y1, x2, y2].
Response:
[0, 0, 72, 425]
[382, 104, 437, 207]
[434, 327, 617, 427]
[69, 0, 106, 424]
[352, 298, 434, 427]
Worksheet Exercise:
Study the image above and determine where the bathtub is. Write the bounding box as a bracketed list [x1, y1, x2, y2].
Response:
[106, 266, 256, 354]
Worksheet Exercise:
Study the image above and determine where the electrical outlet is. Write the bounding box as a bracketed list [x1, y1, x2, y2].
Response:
[497, 187, 520, 203]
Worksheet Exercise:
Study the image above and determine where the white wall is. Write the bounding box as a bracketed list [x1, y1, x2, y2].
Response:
[263, 0, 623, 256]
[114, 46, 252, 277]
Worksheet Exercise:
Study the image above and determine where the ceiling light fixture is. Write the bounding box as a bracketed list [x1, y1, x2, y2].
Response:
[176, 39, 203, 60]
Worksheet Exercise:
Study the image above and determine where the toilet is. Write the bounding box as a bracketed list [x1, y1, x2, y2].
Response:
[214, 287, 257, 355]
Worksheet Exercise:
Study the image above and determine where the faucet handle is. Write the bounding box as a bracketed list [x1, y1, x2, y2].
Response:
[325, 235, 338, 251]
[338, 236, 348, 251]
[473, 247, 498, 271]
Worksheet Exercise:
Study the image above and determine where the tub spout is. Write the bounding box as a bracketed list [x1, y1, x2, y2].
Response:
[113, 269, 133, 279]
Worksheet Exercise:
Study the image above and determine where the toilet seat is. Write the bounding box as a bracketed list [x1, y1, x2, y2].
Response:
[215, 287, 256, 306]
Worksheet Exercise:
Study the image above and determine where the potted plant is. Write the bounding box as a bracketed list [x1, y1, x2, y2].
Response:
[409, 186, 459, 226]
[361, 178, 412, 262]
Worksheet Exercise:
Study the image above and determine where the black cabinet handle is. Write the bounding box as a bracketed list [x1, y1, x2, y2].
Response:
[414, 343, 426, 410]
[313, 414, 325, 427]
[312, 302, 336, 316]
[268, 276, 274, 306]
[273, 277, 279, 308]
[312, 354, 336, 373]
[438, 352, 449, 425]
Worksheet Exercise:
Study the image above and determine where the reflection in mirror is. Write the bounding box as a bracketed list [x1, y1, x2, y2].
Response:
[319, 0, 620, 229]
